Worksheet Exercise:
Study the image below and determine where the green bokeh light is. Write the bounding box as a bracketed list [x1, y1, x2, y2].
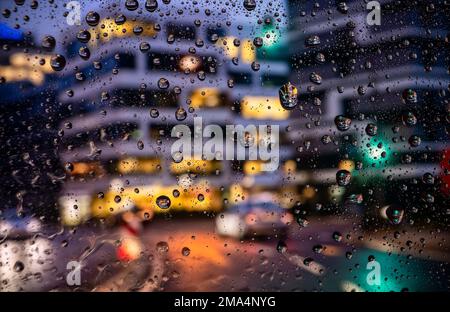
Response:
[360, 135, 393, 168]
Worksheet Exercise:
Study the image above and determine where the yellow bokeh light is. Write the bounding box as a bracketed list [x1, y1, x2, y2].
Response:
[241, 96, 289, 120]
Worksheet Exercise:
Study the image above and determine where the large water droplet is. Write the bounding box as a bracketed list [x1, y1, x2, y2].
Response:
[41, 35, 56, 51]
[278, 82, 298, 110]
[50, 54, 66, 71]
[158, 77, 170, 89]
[13, 261, 24, 273]
[384, 205, 404, 225]
[156, 195, 171, 209]
[85, 11, 100, 26]
[334, 115, 352, 131]
[175, 107, 187, 121]
[336, 169, 351, 186]
[243, 0, 256, 11]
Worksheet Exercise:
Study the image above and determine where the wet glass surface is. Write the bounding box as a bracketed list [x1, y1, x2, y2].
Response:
[0, 0, 449, 292]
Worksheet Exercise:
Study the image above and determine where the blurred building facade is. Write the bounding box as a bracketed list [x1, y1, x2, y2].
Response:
[286, 0, 449, 225]
[54, 0, 294, 225]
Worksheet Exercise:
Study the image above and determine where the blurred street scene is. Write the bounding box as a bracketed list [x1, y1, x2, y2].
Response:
[0, 0, 449, 292]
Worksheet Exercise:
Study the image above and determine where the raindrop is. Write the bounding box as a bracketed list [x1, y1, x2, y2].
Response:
[50, 54, 66, 71]
[139, 42, 151, 52]
[13, 261, 24, 273]
[64, 162, 74, 172]
[312, 244, 324, 254]
[278, 82, 298, 110]
[253, 37, 263, 48]
[175, 107, 187, 121]
[156, 241, 169, 252]
[182, 247, 191, 256]
[332, 231, 343, 242]
[243, 0, 256, 11]
[402, 89, 417, 103]
[239, 131, 255, 148]
[41, 36, 56, 51]
[402, 112, 417, 126]
[321, 135, 332, 145]
[365, 123, 377, 136]
[346, 194, 363, 204]
[85, 11, 100, 26]
[150, 108, 159, 118]
[158, 78, 170, 89]
[337, 2, 349, 13]
[336, 169, 351, 186]
[137, 140, 144, 150]
[309, 72, 322, 84]
[172, 151, 183, 163]
[276, 240, 287, 253]
[115, 14, 127, 25]
[384, 205, 405, 225]
[296, 217, 309, 227]
[145, 0, 158, 12]
[315, 52, 326, 64]
[125, 0, 139, 11]
[79, 46, 90, 60]
[408, 135, 421, 147]
[251, 62, 260, 71]
[156, 195, 171, 209]
[76, 30, 91, 43]
[305, 35, 320, 47]
[422, 172, 434, 185]
[334, 115, 352, 131]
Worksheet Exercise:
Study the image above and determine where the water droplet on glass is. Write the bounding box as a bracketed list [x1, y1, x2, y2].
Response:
[402, 112, 417, 126]
[276, 240, 287, 253]
[85, 11, 100, 26]
[279, 82, 298, 110]
[243, 0, 256, 11]
[336, 169, 351, 186]
[175, 107, 187, 121]
[145, 0, 158, 12]
[182, 247, 191, 256]
[253, 37, 263, 48]
[365, 123, 377, 136]
[305, 35, 320, 47]
[156, 241, 169, 253]
[41, 35, 55, 51]
[385, 205, 405, 225]
[76, 30, 91, 43]
[408, 135, 421, 147]
[50, 54, 66, 71]
[156, 195, 171, 209]
[172, 151, 183, 163]
[150, 108, 159, 118]
[79, 46, 90, 60]
[309, 72, 322, 84]
[334, 115, 352, 131]
[402, 89, 417, 103]
[64, 162, 74, 172]
[332, 231, 343, 242]
[125, 0, 139, 11]
[422, 172, 435, 185]
[158, 77, 169, 89]
[13, 261, 24, 273]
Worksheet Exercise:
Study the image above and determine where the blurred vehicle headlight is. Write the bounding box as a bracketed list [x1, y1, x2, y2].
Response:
[215, 213, 244, 238]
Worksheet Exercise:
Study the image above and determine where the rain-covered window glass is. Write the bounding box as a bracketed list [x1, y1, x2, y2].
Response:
[0, 0, 449, 295]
